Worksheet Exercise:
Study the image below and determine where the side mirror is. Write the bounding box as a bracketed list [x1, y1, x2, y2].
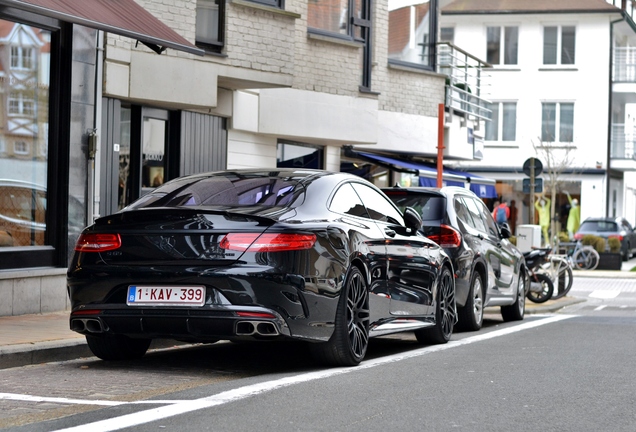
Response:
[499, 223, 512, 239]
[403, 207, 422, 233]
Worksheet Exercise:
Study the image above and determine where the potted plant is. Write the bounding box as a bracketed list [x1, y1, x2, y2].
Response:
[596, 236, 623, 271]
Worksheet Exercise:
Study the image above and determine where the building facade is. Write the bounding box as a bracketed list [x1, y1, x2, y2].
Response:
[0, 0, 457, 316]
[440, 0, 636, 236]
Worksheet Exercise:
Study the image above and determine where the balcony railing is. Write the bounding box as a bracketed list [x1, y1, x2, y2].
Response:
[437, 42, 492, 122]
[611, 123, 636, 159]
[613, 47, 636, 81]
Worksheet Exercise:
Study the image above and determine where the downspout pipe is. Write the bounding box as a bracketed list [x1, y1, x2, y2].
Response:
[91, 30, 104, 222]
[607, 14, 626, 218]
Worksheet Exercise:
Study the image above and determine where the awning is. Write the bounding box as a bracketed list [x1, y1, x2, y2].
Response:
[0, 0, 204, 56]
[353, 151, 498, 199]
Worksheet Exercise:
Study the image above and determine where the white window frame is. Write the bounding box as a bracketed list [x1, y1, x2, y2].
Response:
[485, 101, 517, 143]
[14, 141, 29, 155]
[8, 91, 35, 115]
[486, 25, 518, 66]
[543, 25, 576, 66]
[541, 102, 574, 143]
[10, 46, 33, 70]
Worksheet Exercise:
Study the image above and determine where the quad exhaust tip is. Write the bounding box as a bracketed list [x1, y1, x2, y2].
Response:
[71, 318, 106, 334]
[236, 320, 279, 336]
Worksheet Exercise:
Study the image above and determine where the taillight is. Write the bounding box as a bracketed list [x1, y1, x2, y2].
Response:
[74, 233, 122, 252]
[573, 233, 583, 240]
[609, 234, 624, 241]
[427, 224, 462, 248]
[220, 233, 317, 252]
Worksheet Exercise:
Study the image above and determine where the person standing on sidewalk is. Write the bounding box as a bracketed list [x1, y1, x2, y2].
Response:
[493, 200, 510, 227]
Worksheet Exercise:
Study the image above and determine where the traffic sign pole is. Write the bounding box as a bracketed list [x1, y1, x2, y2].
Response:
[530, 160, 535, 224]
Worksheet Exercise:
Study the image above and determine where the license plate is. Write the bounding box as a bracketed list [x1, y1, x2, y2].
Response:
[127, 286, 206, 306]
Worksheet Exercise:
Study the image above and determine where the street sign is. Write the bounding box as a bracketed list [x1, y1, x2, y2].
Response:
[522, 178, 543, 193]
[523, 157, 543, 177]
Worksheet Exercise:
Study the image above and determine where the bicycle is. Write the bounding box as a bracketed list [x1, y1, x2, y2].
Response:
[539, 252, 573, 300]
[566, 240, 600, 271]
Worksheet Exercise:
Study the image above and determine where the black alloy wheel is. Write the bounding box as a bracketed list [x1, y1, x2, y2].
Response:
[86, 335, 152, 361]
[311, 266, 370, 366]
[415, 266, 455, 344]
[457, 271, 484, 331]
[501, 270, 526, 321]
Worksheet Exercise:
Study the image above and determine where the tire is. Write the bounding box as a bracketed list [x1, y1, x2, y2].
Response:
[551, 260, 573, 300]
[501, 270, 526, 322]
[311, 266, 370, 366]
[415, 266, 455, 344]
[572, 247, 600, 270]
[622, 243, 630, 262]
[526, 272, 554, 304]
[86, 335, 151, 361]
[457, 272, 484, 331]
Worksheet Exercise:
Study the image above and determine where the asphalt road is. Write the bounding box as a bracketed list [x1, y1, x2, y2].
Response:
[1, 278, 636, 432]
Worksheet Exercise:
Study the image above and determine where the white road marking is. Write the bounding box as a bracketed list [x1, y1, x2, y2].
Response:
[589, 290, 620, 299]
[594, 305, 608, 311]
[20, 315, 573, 432]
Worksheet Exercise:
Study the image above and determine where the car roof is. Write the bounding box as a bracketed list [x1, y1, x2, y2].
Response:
[381, 185, 478, 199]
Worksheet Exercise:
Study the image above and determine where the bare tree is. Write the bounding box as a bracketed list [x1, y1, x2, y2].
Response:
[531, 138, 576, 247]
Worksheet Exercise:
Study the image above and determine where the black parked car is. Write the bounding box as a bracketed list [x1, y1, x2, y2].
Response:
[383, 186, 526, 331]
[575, 217, 636, 261]
[68, 169, 456, 366]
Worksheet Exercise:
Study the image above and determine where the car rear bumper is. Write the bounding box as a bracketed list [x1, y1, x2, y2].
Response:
[69, 305, 294, 341]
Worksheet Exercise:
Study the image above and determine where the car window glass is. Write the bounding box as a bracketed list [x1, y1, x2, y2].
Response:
[128, 174, 304, 209]
[474, 198, 499, 236]
[329, 183, 369, 218]
[384, 193, 444, 221]
[461, 196, 487, 233]
[351, 183, 404, 225]
[454, 196, 476, 229]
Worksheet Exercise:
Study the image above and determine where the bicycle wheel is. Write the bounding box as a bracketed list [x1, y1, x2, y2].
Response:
[572, 247, 600, 270]
[526, 272, 554, 304]
[551, 258, 573, 300]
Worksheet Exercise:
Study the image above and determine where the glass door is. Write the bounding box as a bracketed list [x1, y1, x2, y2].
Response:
[140, 108, 168, 197]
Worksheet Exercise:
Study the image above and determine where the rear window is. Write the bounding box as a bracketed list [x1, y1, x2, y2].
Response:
[384, 192, 445, 221]
[127, 174, 304, 209]
[579, 221, 618, 232]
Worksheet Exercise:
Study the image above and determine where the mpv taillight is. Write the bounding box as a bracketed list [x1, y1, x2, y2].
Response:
[74, 233, 122, 252]
[220, 233, 317, 252]
[427, 225, 462, 248]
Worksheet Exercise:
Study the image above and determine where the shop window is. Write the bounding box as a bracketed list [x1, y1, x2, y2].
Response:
[277, 141, 324, 169]
[0, 20, 51, 253]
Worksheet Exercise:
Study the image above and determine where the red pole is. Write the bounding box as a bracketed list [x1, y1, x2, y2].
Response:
[437, 103, 445, 188]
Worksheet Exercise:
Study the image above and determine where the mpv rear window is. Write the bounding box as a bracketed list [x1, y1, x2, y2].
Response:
[128, 174, 304, 209]
[579, 221, 618, 232]
[384, 192, 445, 221]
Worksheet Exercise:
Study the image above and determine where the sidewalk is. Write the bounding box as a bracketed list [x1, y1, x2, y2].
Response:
[2, 259, 636, 369]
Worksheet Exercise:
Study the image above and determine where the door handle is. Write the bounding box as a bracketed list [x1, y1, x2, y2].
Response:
[384, 228, 396, 237]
